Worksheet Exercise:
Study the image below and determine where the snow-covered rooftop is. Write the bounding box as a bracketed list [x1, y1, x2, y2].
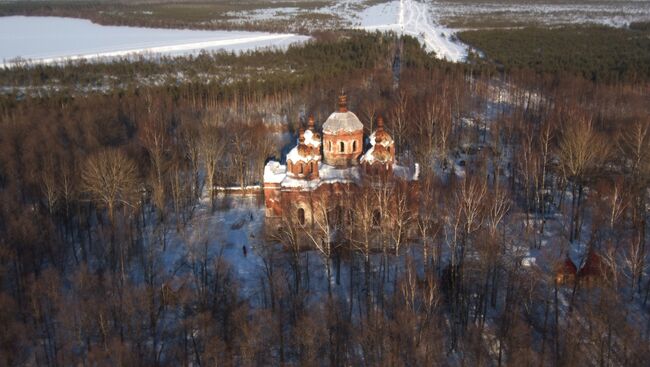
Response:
[322, 111, 364, 134]
[369, 130, 393, 147]
[264, 160, 418, 191]
[303, 129, 321, 148]
[360, 146, 377, 164]
[362, 123, 394, 164]
[319, 164, 361, 184]
[263, 161, 286, 184]
[286, 145, 321, 163]
[280, 163, 360, 191]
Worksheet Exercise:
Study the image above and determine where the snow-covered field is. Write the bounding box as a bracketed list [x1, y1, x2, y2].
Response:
[0, 16, 309, 67]
[356, 0, 468, 62]
[2, 0, 647, 66]
[0, 1, 470, 65]
[429, 0, 650, 28]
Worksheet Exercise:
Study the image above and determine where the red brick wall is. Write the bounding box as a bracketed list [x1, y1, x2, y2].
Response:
[323, 130, 363, 167]
[287, 160, 319, 179]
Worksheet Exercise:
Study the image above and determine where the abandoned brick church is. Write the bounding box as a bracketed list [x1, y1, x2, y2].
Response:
[263, 94, 419, 230]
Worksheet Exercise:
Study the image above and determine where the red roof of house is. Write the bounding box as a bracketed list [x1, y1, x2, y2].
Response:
[556, 257, 577, 275]
[578, 250, 604, 278]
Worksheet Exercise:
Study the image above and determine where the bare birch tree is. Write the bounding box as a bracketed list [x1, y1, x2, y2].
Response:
[557, 116, 610, 242]
[81, 149, 139, 223]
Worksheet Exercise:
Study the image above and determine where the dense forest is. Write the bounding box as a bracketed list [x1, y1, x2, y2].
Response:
[1, 31, 438, 95]
[0, 29, 649, 367]
[459, 25, 650, 83]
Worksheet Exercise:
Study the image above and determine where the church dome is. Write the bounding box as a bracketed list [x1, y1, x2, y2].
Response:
[287, 128, 320, 164]
[322, 112, 364, 134]
[322, 94, 363, 135]
[368, 116, 393, 147]
[361, 115, 395, 166]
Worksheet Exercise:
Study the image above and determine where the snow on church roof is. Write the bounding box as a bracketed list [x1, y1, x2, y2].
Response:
[286, 145, 321, 163]
[362, 118, 394, 164]
[369, 130, 393, 147]
[264, 160, 418, 190]
[360, 146, 379, 164]
[322, 111, 364, 134]
[285, 128, 321, 164]
[277, 163, 361, 190]
[303, 129, 321, 148]
[264, 161, 286, 183]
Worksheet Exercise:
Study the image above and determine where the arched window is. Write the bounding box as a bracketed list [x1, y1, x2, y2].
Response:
[309, 162, 313, 173]
[340, 141, 345, 153]
[387, 146, 391, 153]
[297, 208, 305, 225]
[299, 163, 304, 174]
[329, 141, 332, 152]
[372, 209, 381, 227]
[353, 140, 357, 152]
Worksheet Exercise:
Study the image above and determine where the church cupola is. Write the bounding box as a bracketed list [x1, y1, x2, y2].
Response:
[338, 93, 348, 112]
[361, 115, 395, 176]
[287, 121, 321, 180]
[322, 93, 364, 167]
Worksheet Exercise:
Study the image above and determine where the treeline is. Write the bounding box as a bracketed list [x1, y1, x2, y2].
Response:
[0, 31, 649, 365]
[1, 31, 405, 91]
[459, 25, 650, 83]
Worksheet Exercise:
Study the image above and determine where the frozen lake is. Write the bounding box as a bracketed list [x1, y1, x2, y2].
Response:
[0, 16, 309, 67]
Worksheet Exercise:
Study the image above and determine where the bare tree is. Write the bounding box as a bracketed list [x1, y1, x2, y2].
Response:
[40, 156, 59, 216]
[302, 201, 336, 298]
[81, 149, 139, 223]
[557, 116, 610, 242]
[229, 127, 254, 189]
[139, 117, 169, 222]
[388, 185, 414, 256]
[537, 120, 555, 235]
[388, 90, 409, 157]
[417, 174, 441, 271]
[180, 122, 203, 200]
[198, 117, 224, 210]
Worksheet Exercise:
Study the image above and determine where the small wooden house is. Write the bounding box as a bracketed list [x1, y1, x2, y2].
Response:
[555, 257, 577, 285]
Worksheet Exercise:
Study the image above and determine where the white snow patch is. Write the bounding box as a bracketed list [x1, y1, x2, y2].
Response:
[356, 0, 468, 62]
[318, 163, 361, 184]
[360, 146, 378, 164]
[368, 130, 394, 147]
[264, 161, 286, 184]
[226, 7, 301, 22]
[522, 256, 537, 267]
[393, 163, 419, 181]
[303, 129, 321, 148]
[286, 146, 321, 163]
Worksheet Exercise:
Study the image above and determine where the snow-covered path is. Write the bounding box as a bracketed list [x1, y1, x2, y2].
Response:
[358, 0, 468, 62]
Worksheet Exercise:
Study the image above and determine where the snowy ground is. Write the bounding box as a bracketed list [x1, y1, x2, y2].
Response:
[429, 0, 650, 28]
[0, 2, 468, 65]
[4, 1, 643, 66]
[356, 0, 468, 62]
[153, 194, 343, 304]
[0, 16, 309, 67]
